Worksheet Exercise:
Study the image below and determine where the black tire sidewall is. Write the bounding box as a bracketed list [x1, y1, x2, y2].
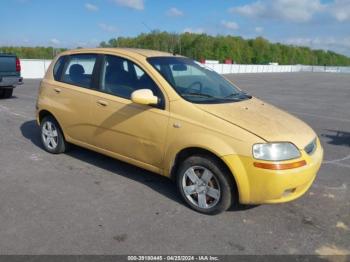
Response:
[40, 116, 66, 154]
[177, 155, 233, 215]
[4, 89, 13, 98]
[0, 88, 12, 99]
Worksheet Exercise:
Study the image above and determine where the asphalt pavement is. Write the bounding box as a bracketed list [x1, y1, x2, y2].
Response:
[0, 73, 349, 255]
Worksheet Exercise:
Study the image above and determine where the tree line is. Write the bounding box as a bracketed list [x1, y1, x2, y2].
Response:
[100, 31, 350, 66]
[1, 31, 350, 66]
[0, 46, 66, 60]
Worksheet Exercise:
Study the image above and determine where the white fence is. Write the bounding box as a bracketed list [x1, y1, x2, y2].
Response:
[20, 59, 350, 79]
[204, 63, 350, 74]
[21, 59, 52, 79]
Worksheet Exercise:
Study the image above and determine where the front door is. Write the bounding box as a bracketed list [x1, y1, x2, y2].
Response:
[90, 55, 169, 169]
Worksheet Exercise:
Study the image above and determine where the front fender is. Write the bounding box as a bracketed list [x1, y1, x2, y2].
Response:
[163, 132, 252, 204]
[163, 132, 237, 177]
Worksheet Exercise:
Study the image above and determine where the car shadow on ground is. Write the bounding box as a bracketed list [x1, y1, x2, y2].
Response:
[0, 95, 18, 100]
[20, 119, 257, 213]
[20, 120, 182, 206]
[321, 129, 350, 147]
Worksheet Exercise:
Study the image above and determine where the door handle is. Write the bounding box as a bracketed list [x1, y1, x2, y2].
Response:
[54, 88, 61, 93]
[97, 100, 108, 107]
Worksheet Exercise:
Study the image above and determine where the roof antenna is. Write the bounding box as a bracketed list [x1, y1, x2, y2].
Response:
[141, 22, 157, 51]
[172, 33, 177, 56]
[142, 22, 152, 32]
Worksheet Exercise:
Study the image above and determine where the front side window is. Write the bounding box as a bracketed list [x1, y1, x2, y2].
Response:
[147, 57, 251, 104]
[62, 54, 97, 88]
[100, 55, 163, 102]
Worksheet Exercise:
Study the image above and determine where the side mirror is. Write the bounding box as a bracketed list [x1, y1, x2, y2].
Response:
[131, 89, 158, 106]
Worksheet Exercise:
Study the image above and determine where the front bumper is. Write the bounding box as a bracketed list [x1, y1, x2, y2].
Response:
[222, 139, 323, 204]
[0, 76, 23, 87]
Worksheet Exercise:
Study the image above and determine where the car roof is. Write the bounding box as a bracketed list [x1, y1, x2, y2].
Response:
[0, 53, 16, 57]
[60, 48, 181, 58]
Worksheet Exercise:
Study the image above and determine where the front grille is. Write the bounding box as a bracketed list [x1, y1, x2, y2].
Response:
[305, 138, 317, 155]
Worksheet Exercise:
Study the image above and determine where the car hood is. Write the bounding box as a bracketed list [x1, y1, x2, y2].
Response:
[196, 97, 315, 149]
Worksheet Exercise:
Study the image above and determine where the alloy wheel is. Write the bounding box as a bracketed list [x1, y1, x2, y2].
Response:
[42, 121, 59, 150]
[181, 166, 221, 209]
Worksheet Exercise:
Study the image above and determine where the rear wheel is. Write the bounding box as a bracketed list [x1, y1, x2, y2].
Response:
[177, 155, 234, 215]
[40, 116, 67, 154]
[0, 88, 13, 99]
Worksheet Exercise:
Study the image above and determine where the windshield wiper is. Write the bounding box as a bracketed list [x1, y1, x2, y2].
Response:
[182, 92, 217, 98]
[183, 92, 251, 102]
[225, 92, 242, 98]
[224, 92, 251, 100]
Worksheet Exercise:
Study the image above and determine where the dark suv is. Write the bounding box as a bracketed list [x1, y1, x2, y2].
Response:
[0, 54, 23, 98]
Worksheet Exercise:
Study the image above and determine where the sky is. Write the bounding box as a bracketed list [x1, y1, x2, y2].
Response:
[1, 0, 350, 56]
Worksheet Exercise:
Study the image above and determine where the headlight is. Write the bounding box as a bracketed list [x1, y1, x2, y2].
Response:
[252, 142, 300, 161]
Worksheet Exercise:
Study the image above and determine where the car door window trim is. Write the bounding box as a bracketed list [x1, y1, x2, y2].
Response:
[58, 54, 98, 90]
[95, 54, 166, 110]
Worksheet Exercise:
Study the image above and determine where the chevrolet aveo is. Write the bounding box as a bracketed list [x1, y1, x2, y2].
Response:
[36, 48, 323, 214]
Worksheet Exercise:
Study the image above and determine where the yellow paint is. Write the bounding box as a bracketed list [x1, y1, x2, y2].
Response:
[37, 48, 324, 205]
[336, 222, 349, 231]
[315, 245, 350, 256]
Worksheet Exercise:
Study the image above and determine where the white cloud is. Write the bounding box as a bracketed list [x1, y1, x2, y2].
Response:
[50, 38, 60, 45]
[183, 27, 204, 34]
[330, 0, 350, 22]
[229, 1, 265, 17]
[113, 0, 144, 10]
[85, 3, 98, 12]
[274, 0, 325, 22]
[99, 23, 117, 32]
[221, 20, 239, 30]
[255, 26, 264, 33]
[76, 41, 87, 47]
[75, 39, 99, 48]
[166, 7, 184, 17]
[229, 0, 325, 23]
[285, 36, 350, 56]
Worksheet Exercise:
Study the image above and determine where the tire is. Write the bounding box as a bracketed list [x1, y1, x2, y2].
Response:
[40, 116, 67, 154]
[0, 88, 12, 99]
[176, 155, 234, 215]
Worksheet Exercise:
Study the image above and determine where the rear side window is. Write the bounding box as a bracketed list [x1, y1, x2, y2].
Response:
[61, 54, 97, 88]
[53, 56, 66, 81]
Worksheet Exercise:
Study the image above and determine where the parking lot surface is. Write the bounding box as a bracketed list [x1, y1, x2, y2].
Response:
[0, 73, 349, 255]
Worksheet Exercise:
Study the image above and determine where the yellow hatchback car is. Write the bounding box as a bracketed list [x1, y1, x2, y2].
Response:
[36, 48, 323, 214]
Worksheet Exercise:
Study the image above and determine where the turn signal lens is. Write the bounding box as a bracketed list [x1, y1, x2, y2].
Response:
[253, 160, 307, 170]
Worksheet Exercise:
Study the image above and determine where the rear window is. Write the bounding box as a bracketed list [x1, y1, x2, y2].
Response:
[61, 54, 97, 88]
[0, 56, 16, 72]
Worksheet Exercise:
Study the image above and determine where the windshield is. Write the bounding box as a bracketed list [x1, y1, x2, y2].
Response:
[147, 57, 251, 103]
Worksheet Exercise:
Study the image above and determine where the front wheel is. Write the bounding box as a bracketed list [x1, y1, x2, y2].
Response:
[176, 155, 234, 215]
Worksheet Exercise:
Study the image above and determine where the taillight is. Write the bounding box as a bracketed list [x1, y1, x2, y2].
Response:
[16, 57, 21, 72]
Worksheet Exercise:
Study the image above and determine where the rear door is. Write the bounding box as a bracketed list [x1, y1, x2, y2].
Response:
[47, 53, 99, 144]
